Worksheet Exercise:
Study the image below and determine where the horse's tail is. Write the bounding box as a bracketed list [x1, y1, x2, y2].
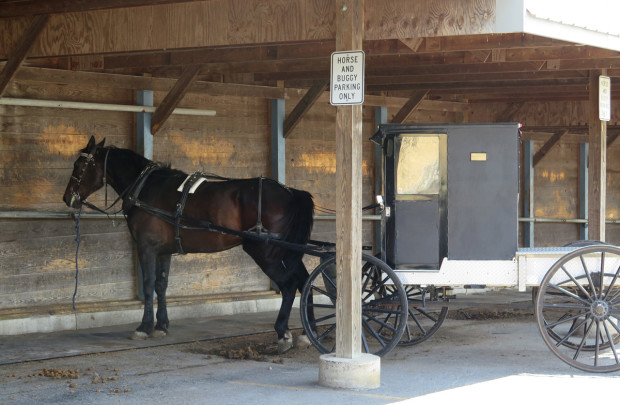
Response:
[282, 188, 314, 268]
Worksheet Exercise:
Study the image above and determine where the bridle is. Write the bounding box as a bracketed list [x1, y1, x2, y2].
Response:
[69, 147, 121, 215]
[68, 151, 96, 206]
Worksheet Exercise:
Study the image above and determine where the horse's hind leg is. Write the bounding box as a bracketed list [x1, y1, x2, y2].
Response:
[152, 254, 171, 337]
[242, 243, 295, 352]
[274, 280, 297, 354]
[294, 261, 315, 347]
[132, 246, 157, 340]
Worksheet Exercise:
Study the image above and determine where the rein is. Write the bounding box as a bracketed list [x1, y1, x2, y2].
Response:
[71, 206, 83, 311]
[69, 147, 158, 309]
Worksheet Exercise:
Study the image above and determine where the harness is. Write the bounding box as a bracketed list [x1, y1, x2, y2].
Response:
[173, 172, 205, 254]
[71, 146, 286, 256]
[128, 172, 283, 255]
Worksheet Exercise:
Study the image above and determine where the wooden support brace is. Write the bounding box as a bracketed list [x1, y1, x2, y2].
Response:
[398, 38, 423, 53]
[532, 130, 568, 167]
[390, 90, 429, 124]
[0, 14, 49, 98]
[151, 64, 201, 134]
[495, 101, 524, 122]
[283, 80, 328, 138]
[607, 132, 620, 148]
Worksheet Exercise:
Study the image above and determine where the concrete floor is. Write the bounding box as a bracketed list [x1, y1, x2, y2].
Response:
[1, 290, 619, 404]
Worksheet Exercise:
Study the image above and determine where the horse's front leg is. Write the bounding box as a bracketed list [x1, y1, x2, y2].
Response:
[132, 247, 157, 340]
[274, 282, 297, 354]
[152, 254, 171, 337]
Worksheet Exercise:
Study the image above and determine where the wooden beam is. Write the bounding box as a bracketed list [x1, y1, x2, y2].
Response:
[0, 0, 207, 17]
[533, 130, 568, 167]
[334, 0, 363, 360]
[588, 69, 607, 241]
[390, 90, 429, 123]
[522, 125, 620, 134]
[282, 80, 328, 138]
[150, 64, 201, 134]
[15, 66, 291, 99]
[81, 39, 606, 74]
[0, 14, 49, 97]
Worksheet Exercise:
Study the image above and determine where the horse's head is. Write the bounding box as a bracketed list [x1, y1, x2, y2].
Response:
[63, 136, 107, 208]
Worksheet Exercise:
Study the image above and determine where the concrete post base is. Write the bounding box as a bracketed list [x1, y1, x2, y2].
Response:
[318, 353, 380, 389]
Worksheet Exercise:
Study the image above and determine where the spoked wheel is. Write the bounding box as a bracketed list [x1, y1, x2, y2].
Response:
[300, 253, 408, 357]
[397, 286, 449, 346]
[536, 245, 620, 372]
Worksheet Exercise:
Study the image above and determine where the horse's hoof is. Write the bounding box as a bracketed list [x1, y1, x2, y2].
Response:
[278, 338, 294, 354]
[296, 334, 311, 348]
[151, 329, 167, 338]
[131, 330, 149, 340]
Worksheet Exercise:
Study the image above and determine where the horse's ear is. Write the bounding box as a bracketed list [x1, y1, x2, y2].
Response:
[97, 138, 106, 149]
[86, 136, 96, 150]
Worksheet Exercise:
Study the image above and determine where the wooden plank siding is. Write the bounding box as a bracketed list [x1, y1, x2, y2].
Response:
[0, 75, 385, 313]
[4, 68, 620, 315]
[471, 100, 620, 247]
[0, 0, 496, 60]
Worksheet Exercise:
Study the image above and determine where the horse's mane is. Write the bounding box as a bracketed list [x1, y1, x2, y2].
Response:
[104, 145, 239, 182]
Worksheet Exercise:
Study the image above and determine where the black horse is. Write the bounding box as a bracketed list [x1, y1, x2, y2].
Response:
[63, 136, 315, 352]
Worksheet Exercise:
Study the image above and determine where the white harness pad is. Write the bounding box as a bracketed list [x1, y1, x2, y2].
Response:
[177, 175, 208, 194]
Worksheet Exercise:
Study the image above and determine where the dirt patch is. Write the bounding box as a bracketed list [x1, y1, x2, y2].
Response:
[181, 307, 534, 362]
[182, 329, 321, 364]
[448, 307, 534, 321]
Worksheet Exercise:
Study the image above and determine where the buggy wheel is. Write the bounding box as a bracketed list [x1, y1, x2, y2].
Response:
[535, 245, 620, 372]
[397, 286, 448, 346]
[300, 253, 408, 357]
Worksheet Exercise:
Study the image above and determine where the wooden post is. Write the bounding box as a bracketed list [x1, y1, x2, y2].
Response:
[588, 70, 607, 241]
[580, 142, 589, 240]
[334, 0, 364, 360]
[523, 140, 534, 247]
[374, 107, 387, 257]
[320, 0, 378, 390]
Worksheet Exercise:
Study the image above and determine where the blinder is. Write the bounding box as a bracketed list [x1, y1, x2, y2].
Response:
[69, 152, 96, 206]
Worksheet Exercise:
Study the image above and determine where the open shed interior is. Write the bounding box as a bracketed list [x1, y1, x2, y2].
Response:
[1, 0, 620, 333]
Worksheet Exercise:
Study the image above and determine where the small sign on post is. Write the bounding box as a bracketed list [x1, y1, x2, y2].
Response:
[599, 75, 611, 121]
[330, 50, 365, 106]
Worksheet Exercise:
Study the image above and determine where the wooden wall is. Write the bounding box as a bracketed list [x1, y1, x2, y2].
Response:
[0, 0, 496, 59]
[0, 79, 275, 312]
[0, 80, 136, 310]
[470, 101, 620, 247]
[3, 68, 619, 317]
[0, 73, 388, 314]
[151, 91, 273, 298]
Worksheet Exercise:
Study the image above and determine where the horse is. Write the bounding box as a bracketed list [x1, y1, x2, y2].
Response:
[63, 136, 315, 353]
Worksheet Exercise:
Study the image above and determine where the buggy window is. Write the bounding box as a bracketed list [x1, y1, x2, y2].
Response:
[395, 135, 440, 195]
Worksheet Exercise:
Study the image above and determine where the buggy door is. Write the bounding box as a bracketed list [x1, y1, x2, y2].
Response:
[385, 133, 447, 269]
